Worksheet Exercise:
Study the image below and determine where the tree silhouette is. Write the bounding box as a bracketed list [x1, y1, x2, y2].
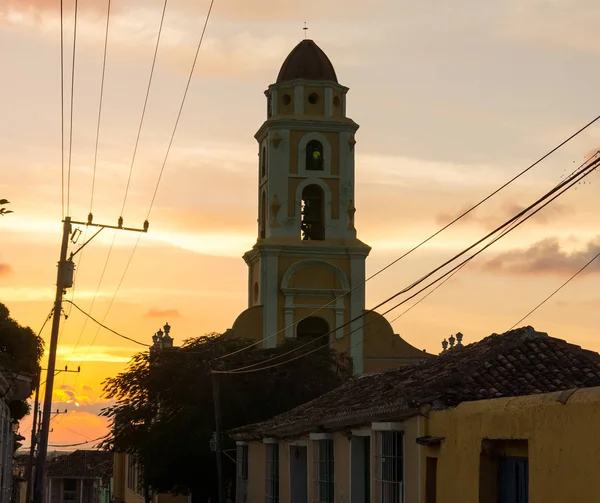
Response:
[101, 333, 350, 502]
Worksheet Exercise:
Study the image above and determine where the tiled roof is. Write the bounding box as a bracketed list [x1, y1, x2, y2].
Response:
[276, 40, 338, 84]
[231, 327, 600, 439]
[46, 450, 113, 482]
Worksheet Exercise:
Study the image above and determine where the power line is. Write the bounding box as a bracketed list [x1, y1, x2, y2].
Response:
[64, 300, 147, 347]
[120, 0, 169, 217]
[215, 155, 599, 374]
[76, 1, 217, 367]
[58, 226, 89, 381]
[145, 0, 216, 220]
[79, 233, 146, 362]
[90, 0, 112, 215]
[214, 113, 600, 362]
[383, 151, 600, 328]
[48, 436, 105, 448]
[69, 231, 118, 363]
[73, 1, 166, 361]
[60, 0, 65, 219]
[66, 0, 79, 216]
[509, 250, 600, 330]
[38, 309, 54, 337]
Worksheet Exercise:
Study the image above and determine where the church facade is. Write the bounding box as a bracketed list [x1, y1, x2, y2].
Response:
[226, 39, 433, 374]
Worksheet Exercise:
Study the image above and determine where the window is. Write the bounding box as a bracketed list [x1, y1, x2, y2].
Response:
[306, 140, 324, 171]
[350, 436, 371, 503]
[375, 431, 403, 503]
[63, 479, 77, 503]
[265, 443, 279, 503]
[300, 185, 325, 241]
[236, 444, 249, 503]
[313, 439, 334, 503]
[260, 191, 267, 239]
[261, 146, 267, 178]
[498, 457, 528, 503]
[126, 455, 143, 496]
[479, 440, 528, 503]
[290, 445, 308, 503]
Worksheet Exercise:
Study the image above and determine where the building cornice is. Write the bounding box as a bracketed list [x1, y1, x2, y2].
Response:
[266, 80, 349, 94]
[255, 117, 359, 142]
[243, 242, 371, 265]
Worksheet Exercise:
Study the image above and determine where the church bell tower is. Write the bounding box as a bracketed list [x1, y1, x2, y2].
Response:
[241, 39, 371, 373]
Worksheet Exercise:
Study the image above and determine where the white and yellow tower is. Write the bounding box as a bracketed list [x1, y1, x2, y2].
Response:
[228, 39, 433, 374]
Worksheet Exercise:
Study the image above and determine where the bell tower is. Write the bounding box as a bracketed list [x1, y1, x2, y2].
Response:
[242, 39, 371, 373]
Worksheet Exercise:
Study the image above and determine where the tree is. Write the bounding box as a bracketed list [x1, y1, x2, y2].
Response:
[101, 334, 350, 502]
[0, 303, 44, 422]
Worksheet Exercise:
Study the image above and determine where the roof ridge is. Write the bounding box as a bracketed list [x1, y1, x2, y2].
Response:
[231, 326, 600, 439]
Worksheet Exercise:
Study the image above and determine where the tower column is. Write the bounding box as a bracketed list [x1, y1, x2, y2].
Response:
[261, 250, 280, 348]
[350, 253, 367, 374]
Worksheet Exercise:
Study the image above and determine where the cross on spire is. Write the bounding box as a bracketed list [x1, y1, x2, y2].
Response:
[303, 22, 308, 39]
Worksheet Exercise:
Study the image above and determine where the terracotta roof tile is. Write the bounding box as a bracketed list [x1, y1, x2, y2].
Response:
[231, 327, 600, 439]
[46, 450, 113, 482]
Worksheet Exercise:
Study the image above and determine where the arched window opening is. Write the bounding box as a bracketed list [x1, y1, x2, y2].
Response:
[267, 94, 272, 118]
[260, 191, 267, 239]
[297, 317, 330, 354]
[301, 185, 325, 241]
[261, 146, 267, 178]
[297, 317, 329, 339]
[306, 140, 324, 171]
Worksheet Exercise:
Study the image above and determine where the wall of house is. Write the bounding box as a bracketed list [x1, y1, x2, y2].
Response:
[421, 387, 600, 503]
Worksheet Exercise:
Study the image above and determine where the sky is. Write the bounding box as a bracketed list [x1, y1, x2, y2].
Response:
[2, 0, 600, 449]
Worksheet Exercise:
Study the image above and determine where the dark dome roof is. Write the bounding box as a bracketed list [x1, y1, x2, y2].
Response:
[276, 39, 338, 84]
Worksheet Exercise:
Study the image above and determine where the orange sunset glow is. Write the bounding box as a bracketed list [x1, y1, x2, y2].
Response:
[2, 0, 600, 450]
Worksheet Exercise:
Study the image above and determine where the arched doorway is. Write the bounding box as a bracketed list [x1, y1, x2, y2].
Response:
[297, 317, 330, 353]
[297, 316, 329, 338]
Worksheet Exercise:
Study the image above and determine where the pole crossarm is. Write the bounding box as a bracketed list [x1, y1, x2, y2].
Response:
[70, 219, 149, 233]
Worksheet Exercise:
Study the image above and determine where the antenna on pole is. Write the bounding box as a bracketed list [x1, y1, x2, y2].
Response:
[303, 22, 308, 40]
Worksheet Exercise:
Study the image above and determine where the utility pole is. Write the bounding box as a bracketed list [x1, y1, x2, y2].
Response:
[33, 217, 71, 503]
[33, 215, 147, 503]
[25, 370, 41, 503]
[211, 364, 225, 503]
[27, 365, 80, 503]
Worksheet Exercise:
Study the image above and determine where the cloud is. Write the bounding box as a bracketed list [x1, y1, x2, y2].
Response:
[435, 201, 570, 228]
[0, 263, 13, 276]
[502, 0, 600, 53]
[144, 308, 181, 319]
[481, 237, 600, 275]
[56, 345, 140, 363]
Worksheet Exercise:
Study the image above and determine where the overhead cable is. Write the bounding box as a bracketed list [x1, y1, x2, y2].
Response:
[215, 155, 600, 374]
[214, 113, 600, 361]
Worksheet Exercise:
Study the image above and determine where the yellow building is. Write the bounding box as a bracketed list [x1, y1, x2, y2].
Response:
[226, 38, 433, 374]
[231, 326, 600, 503]
[112, 453, 188, 503]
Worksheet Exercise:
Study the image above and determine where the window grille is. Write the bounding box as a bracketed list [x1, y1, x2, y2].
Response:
[126, 456, 143, 496]
[265, 443, 279, 503]
[313, 439, 334, 503]
[236, 444, 249, 503]
[375, 431, 403, 503]
[63, 479, 77, 503]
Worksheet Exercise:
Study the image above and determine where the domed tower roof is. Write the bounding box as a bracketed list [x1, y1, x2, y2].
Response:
[276, 39, 338, 84]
